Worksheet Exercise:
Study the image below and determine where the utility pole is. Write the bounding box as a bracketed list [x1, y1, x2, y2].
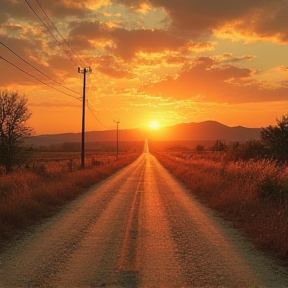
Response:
[78, 66, 92, 168]
[114, 120, 120, 159]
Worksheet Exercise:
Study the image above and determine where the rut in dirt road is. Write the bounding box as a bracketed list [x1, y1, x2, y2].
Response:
[0, 141, 287, 287]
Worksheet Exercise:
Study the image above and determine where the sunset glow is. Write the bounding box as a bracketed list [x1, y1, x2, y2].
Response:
[1, 1, 288, 135]
[149, 121, 160, 130]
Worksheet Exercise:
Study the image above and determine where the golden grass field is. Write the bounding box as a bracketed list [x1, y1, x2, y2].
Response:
[0, 147, 142, 244]
[152, 150, 288, 265]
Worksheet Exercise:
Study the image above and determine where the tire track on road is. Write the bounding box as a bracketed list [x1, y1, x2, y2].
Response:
[117, 169, 143, 270]
[116, 160, 145, 287]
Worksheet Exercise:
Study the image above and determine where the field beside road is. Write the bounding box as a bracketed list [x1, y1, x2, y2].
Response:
[152, 148, 288, 265]
[0, 142, 143, 243]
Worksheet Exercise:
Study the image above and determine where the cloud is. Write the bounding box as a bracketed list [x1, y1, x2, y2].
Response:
[35, 0, 110, 18]
[2, 1, 288, 102]
[68, 21, 109, 39]
[219, 54, 255, 64]
[68, 20, 192, 60]
[142, 56, 288, 104]
[114, 0, 288, 43]
[0, 36, 44, 86]
[0, 0, 32, 22]
[114, 1, 262, 31]
[110, 28, 187, 59]
[0, 33, 78, 87]
[95, 55, 135, 78]
[231, 3, 288, 43]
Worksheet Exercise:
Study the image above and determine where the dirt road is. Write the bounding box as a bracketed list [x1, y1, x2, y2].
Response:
[0, 142, 287, 287]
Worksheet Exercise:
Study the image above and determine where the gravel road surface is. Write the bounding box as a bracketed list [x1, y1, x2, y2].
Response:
[0, 142, 287, 287]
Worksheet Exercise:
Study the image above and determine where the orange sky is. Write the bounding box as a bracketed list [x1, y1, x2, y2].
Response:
[1, 0, 288, 135]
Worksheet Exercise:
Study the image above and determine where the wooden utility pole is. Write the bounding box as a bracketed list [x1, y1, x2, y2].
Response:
[78, 66, 92, 168]
[114, 120, 120, 159]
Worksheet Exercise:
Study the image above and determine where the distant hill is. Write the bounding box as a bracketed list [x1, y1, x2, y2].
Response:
[25, 121, 261, 147]
[153, 121, 261, 142]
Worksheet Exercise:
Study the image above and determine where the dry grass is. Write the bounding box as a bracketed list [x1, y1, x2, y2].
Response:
[154, 151, 288, 264]
[0, 152, 140, 242]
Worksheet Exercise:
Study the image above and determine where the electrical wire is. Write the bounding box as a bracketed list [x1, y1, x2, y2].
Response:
[0, 55, 81, 100]
[86, 100, 114, 129]
[35, 0, 86, 67]
[24, 0, 77, 66]
[0, 41, 81, 96]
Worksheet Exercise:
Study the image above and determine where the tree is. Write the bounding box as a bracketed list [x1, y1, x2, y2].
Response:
[261, 114, 288, 161]
[211, 140, 227, 151]
[226, 140, 267, 161]
[0, 91, 33, 172]
[195, 144, 205, 152]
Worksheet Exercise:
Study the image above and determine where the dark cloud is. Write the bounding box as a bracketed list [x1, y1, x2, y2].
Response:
[68, 21, 108, 40]
[233, 2, 288, 43]
[142, 57, 288, 104]
[2, 0, 288, 92]
[1, 0, 97, 30]
[1, 0, 33, 22]
[0, 34, 76, 86]
[32, 0, 95, 19]
[68, 21, 190, 59]
[47, 1, 92, 18]
[110, 28, 187, 59]
[114, 0, 288, 41]
[114, 0, 262, 31]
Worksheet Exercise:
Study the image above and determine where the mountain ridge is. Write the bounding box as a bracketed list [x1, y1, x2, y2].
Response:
[25, 121, 261, 147]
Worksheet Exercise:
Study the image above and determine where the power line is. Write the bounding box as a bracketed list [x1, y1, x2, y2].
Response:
[35, 0, 86, 67]
[0, 41, 81, 96]
[0, 55, 81, 100]
[87, 100, 114, 129]
[24, 0, 77, 65]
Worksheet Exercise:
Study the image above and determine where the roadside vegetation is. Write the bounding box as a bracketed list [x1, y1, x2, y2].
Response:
[0, 90, 143, 243]
[0, 150, 142, 243]
[152, 114, 288, 264]
[0, 91, 33, 173]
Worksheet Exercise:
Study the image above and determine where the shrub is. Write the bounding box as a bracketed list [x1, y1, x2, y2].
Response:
[226, 140, 267, 161]
[256, 161, 288, 203]
[196, 144, 205, 152]
[261, 114, 288, 161]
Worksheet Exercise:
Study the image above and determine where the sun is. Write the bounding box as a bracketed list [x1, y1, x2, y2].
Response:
[149, 120, 160, 130]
